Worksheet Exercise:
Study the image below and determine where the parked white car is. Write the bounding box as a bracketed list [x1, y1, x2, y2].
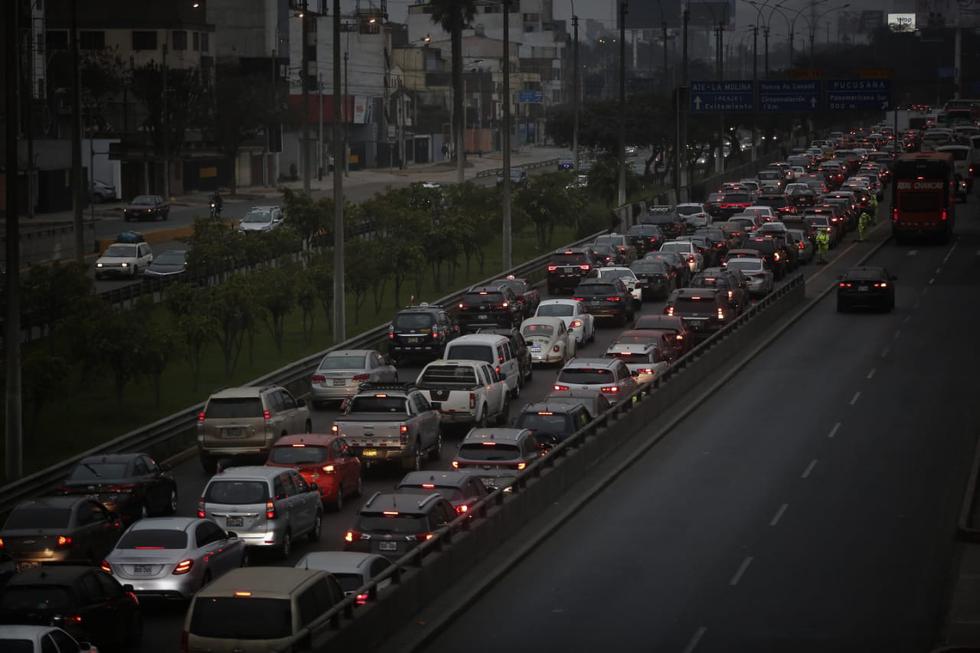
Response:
[534, 299, 595, 346]
[238, 205, 285, 233]
[95, 242, 153, 279]
[520, 316, 577, 366]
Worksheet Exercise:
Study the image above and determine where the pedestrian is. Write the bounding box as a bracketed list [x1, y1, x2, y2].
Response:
[858, 210, 871, 242]
[815, 229, 830, 264]
[868, 194, 878, 223]
[441, 142, 449, 161]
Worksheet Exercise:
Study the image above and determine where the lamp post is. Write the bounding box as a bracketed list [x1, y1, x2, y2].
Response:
[802, 3, 849, 64]
[769, 0, 826, 68]
[617, 0, 628, 208]
[502, 0, 513, 269]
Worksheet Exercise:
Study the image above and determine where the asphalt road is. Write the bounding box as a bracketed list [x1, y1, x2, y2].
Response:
[131, 200, 886, 651]
[418, 206, 980, 653]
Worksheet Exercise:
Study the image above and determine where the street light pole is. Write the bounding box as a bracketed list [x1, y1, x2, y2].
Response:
[502, 0, 513, 269]
[70, 0, 84, 262]
[572, 13, 579, 172]
[752, 24, 758, 163]
[5, 0, 23, 481]
[617, 0, 628, 208]
[301, 0, 312, 193]
[678, 5, 689, 202]
[332, 0, 345, 340]
[763, 26, 770, 76]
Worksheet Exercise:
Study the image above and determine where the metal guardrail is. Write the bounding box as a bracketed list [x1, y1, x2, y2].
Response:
[957, 436, 980, 541]
[293, 273, 807, 650]
[474, 158, 560, 179]
[0, 229, 606, 514]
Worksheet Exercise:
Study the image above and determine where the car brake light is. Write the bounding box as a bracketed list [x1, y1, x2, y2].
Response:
[0, 537, 4, 550]
[265, 500, 276, 520]
[345, 530, 361, 543]
[874, 282, 888, 288]
[717, 308, 725, 320]
[456, 504, 469, 513]
[517, 462, 527, 470]
[570, 319, 583, 328]
[322, 464, 335, 473]
[352, 373, 369, 381]
[639, 368, 655, 375]
[607, 296, 621, 302]
[173, 559, 194, 575]
[891, 207, 898, 222]
[547, 265, 558, 272]
[311, 374, 326, 383]
[501, 302, 509, 308]
[416, 533, 434, 541]
[839, 282, 853, 288]
[451, 460, 460, 468]
[67, 614, 83, 625]
[572, 297, 585, 302]
[458, 302, 466, 309]
[666, 306, 674, 316]
[56, 535, 72, 548]
[676, 334, 684, 340]
[197, 499, 206, 519]
[263, 409, 272, 421]
[600, 386, 619, 393]
[469, 392, 476, 409]
[941, 208, 948, 221]
[579, 264, 591, 271]
[100, 560, 112, 574]
[356, 592, 370, 606]
[554, 384, 569, 391]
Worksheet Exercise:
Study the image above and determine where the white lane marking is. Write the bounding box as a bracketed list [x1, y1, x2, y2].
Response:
[903, 314, 911, 324]
[913, 298, 920, 309]
[730, 557, 754, 586]
[682, 627, 708, 653]
[827, 422, 842, 439]
[881, 346, 891, 358]
[867, 368, 876, 379]
[922, 285, 930, 294]
[908, 250, 918, 256]
[943, 243, 957, 264]
[936, 267, 943, 275]
[928, 277, 935, 285]
[850, 391, 862, 405]
[802, 459, 819, 478]
[894, 330, 901, 340]
[770, 503, 789, 526]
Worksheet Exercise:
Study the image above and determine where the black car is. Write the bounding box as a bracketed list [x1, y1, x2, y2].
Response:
[123, 194, 169, 222]
[0, 497, 123, 568]
[691, 268, 750, 314]
[344, 493, 457, 560]
[490, 276, 540, 318]
[395, 470, 490, 516]
[473, 327, 533, 383]
[740, 236, 789, 279]
[0, 565, 141, 651]
[837, 266, 896, 312]
[643, 251, 691, 287]
[665, 288, 733, 338]
[626, 224, 666, 257]
[572, 278, 634, 326]
[590, 243, 619, 267]
[642, 207, 686, 238]
[56, 453, 177, 525]
[387, 304, 460, 364]
[693, 226, 732, 259]
[546, 248, 598, 295]
[457, 286, 523, 332]
[753, 192, 798, 223]
[629, 259, 676, 300]
[142, 249, 188, 280]
[513, 401, 593, 452]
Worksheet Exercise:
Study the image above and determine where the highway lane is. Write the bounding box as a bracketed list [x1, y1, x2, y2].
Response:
[418, 213, 980, 652]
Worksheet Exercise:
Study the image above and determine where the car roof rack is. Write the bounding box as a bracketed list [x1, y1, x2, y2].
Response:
[647, 205, 674, 214]
[358, 382, 417, 392]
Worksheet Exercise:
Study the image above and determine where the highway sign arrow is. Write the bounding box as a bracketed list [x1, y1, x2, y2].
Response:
[694, 96, 702, 111]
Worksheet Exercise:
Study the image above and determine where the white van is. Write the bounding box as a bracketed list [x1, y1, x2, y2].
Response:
[443, 334, 522, 399]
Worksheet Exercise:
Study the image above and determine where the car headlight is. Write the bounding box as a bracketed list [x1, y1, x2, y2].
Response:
[96, 263, 103, 268]
[121, 262, 129, 267]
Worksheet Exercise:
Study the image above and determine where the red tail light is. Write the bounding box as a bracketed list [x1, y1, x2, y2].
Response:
[456, 504, 470, 514]
[67, 614, 83, 625]
[172, 559, 194, 575]
[458, 302, 466, 309]
[415, 532, 434, 542]
[322, 464, 335, 473]
[99, 560, 112, 574]
[345, 530, 361, 543]
[0, 537, 5, 550]
[606, 296, 621, 302]
[579, 264, 591, 271]
[388, 331, 395, 340]
[839, 282, 853, 288]
[666, 306, 674, 316]
[265, 500, 276, 520]
[570, 319, 583, 328]
[311, 374, 326, 383]
[717, 308, 725, 320]
[547, 265, 558, 272]
[263, 409, 272, 421]
[197, 499, 206, 519]
[554, 384, 569, 391]
[891, 207, 899, 222]
[941, 208, 948, 221]
[356, 592, 369, 606]
[552, 345, 561, 353]
[56, 535, 73, 548]
[469, 392, 476, 409]
[352, 373, 369, 381]
[600, 386, 619, 393]
[451, 460, 460, 468]
[197, 411, 206, 423]
[874, 282, 888, 288]
[572, 297, 586, 302]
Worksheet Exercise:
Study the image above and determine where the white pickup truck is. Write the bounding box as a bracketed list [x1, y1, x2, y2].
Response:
[415, 360, 510, 429]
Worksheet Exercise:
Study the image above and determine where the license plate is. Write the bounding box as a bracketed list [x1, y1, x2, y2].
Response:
[530, 346, 542, 352]
[408, 337, 420, 343]
[16, 561, 40, 572]
[226, 516, 244, 527]
[478, 315, 488, 320]
[362, 449, 378, 457]
[858, 286, 868, 292]
[333, 378, 346, 386]
[481, 477, 499, 487]
[223, 428, 243, 438]
[133, 564, 155, 575]
[378, 541, 397, 552]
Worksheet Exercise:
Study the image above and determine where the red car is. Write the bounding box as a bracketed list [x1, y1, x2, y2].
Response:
[265, 434, 362, 511]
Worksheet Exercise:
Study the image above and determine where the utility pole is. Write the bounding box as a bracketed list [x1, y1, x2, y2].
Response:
[752, 24, 758, 163]
[678, 5, 689, 202]
[70, 0, 84, 262]
[344, 49, 350, 177]
[572, 14, 579, 172]
[5, 0, 23, 481]
[502, 0, 513, 269]
[301, 0, 312, 194]
[332, 0, 345, 340]
[662, 20, 669, 81]
[318, 72, 323, 180]
[617, 0, 627, 208]
[25, 8, 35, 219]
[716, 20, 725, 175]
[162, 41, 170, 200]
[954, 27, 962, 99]
[763, 26, 770, 77]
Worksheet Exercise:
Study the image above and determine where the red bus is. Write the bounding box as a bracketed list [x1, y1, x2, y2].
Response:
[891, 152, 955, 244]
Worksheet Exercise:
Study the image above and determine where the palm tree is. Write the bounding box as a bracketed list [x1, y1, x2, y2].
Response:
[429, 0, 477, 183]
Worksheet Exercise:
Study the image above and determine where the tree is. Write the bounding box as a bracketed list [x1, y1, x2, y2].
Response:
[429, 0, 477, 176]
[308, 258, 334, 335]
[344, 240, 376, 324]
[22, 261, 94, 342]
[208, 275, 253, 375]
[89, 308, 143, 403]
[295, 268, 317, 343]
[281, 188, 329, 250]
[22, 349, 68, 433]
[514, 172, 581, 249]
[253, 266, 296, 353]
[443, 182, 499, 274]
[130, 62, 209, 162]
[210, 63, 285, 194]
[137, 310, 177, 407]
[175, 312, 216, 391]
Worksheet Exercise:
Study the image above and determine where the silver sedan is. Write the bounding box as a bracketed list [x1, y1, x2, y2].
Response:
[104, 517, 247, 600]
[310, 349, 397, 407]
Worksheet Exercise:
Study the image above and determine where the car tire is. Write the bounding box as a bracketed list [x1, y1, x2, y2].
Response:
[279, 530, 292, 559]
[328, 487, 343, 512]
[404, 444, 423, 471]
[497, 395, 511, 426]
[308, 512, 322, 542]
[240, 549, 250, 567]
[511, 382, 520, 400]
[525, 364, 533, 381]
[353, 475, 363, 498]
[201, 570, 213, 590]
[429, 431, 442, 461]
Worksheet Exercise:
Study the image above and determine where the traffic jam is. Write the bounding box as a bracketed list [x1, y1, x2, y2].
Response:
[6, 112, 972, 652]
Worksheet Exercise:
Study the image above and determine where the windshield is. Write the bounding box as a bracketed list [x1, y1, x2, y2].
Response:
[726, 260, 764, 272]
[575, 284, 617, 297]
[131, 195, 157, 205]
[550, 252, 588, 264]
[722, 193, 751, 203]
[190, 598, 292, 640]
[318, 355, 368, 371]
[356, 514, 427, 534]
[522, 324, 555, 338]
[68, 462, 129, 480]
[152, 251, 185, 266]
[205, 481, 269, 505]
[347, 396, 407, 413]
[103, 244, 137, 258]
[457, 443, 521, 461]
[615, 334, 658, 345]
[676, 205, 702, 215]
[594, 236, 621, 246]
[4, 507, 72, 529]
[268, 445, 329, 465]
[333, 573, 368, 593]
[660, 243, 690, 253]
[118, 529, 189, 549]
[242, 209, 273, 223]
[444, 344, 493, 364]
[631, 263, 666, 275]
[205, 398, 263, 419]
[599, 269, 634, 282]
[536, 304, 574, 317]
[397, 486, 466, 502]
[393, 313, 435, 330]
[418, 365, 479, 387]
[557, 368, 613, 384]
[517, 413, 570, 434]
[462, 291, 504, 304]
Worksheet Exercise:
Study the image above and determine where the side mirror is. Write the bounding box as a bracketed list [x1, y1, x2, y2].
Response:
[296, 398, 306, 408]
[309, 482, 319, 491]
[122, 584, 135, 593]
[226, 531, 238, 539]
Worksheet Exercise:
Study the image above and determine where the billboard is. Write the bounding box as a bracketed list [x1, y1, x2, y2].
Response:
[625, 0, 735, 29]
[916, 0, 980, 28]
